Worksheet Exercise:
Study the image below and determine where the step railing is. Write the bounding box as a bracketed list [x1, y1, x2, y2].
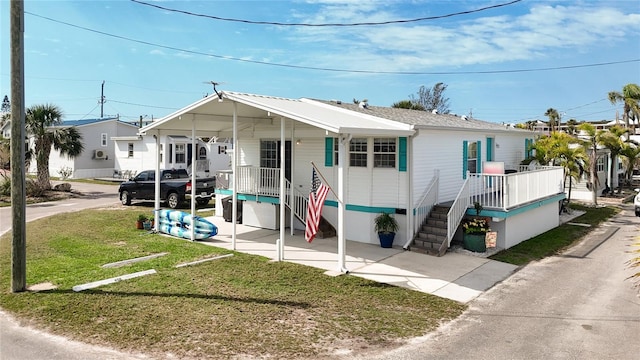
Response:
[405, 170, 439, 249]
[446, 176, 471, 248]
[284, 178, 308, 223]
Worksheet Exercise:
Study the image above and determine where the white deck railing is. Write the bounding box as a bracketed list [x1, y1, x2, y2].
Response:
[468, 166, 564, 210]
[234, 166, 280, 197]
[285, 178, 309, 223]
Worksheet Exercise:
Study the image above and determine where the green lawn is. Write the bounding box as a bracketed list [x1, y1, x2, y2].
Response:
[0, 208, 465, 359]
[489, 203, 620, 265]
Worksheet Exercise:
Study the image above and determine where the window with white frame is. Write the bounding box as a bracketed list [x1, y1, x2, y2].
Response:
[198, 147, 207, 160]
[159, 144, 163, 163]
[175, 144, 186, 163]
[101, 133, 107, 147]
[127, 143, 134, 158]
[260, 140, 278, 168]
[373, 138, 396, 168]
[334, 138, 339, 165]
[467, 141, 478, 174]
[349, 138, 367, 167]
[597, 156, 605, 172]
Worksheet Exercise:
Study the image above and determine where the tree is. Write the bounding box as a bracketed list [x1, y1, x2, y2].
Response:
[619, 142, 640, 186]
[1, 95, 10, 113]
[391, 100, 425, 110]
[608, 83, 640, 135]
[544, 108, 560, 133]
[578, 123, 600, 205]
[597, 125, 629, 194]
[565, 118, 579, 136]
[408, 82, 450, 114]
[25, 104, 84, 190]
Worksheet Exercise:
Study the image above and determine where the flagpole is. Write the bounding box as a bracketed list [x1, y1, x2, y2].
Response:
[310, 162, 343, 204]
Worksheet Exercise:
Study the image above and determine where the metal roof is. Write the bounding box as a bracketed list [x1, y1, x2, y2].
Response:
[139, 91, 416, 137]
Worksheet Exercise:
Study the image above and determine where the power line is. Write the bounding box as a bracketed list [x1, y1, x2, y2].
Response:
[108, 99, 180, 110]
[131, 0, 522, 27]
[24, 11, 640, 76]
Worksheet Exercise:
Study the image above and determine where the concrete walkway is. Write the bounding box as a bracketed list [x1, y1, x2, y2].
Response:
[197, 217, 519, 303]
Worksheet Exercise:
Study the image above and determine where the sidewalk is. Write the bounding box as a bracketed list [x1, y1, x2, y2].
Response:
[197, 217, 519, 303]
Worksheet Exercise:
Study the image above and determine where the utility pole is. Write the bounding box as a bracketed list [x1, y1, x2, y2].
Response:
[100, 80, 105, 118]
[10, 0, 26, 293]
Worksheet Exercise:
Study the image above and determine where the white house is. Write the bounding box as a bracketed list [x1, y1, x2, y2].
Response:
[137, 91, 565, 267]
[28, 117, 140, 179]
[111, 134, 231, 179]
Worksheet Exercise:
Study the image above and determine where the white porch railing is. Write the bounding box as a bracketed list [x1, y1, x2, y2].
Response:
[447, 178, 471, 248]
[235, 166, 280, 197]
[468, 166, 564, 210]
[405, 170, 439, 249]
[285, 178, 309, 223]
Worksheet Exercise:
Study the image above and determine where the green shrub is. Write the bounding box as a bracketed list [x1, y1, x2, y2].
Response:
[0, 173, 9, 196]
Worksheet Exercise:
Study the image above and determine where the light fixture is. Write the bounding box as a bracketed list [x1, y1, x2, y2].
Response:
[296, 139, 301, 145]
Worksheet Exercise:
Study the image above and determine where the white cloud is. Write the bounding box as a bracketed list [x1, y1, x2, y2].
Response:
[285, 3, 640, 71]
[149, 49, 166, 56]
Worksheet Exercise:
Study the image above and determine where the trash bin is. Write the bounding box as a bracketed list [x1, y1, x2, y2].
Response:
[222, 196, 242, 223]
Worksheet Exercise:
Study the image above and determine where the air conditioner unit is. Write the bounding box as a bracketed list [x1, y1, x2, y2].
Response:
[94, 149, 106, 159]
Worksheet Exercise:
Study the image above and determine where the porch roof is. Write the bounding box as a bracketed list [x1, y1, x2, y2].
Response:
[138, 91, 415, 137]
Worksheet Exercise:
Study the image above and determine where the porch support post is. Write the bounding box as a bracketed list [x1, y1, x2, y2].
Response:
[290, 122, 295, 236]
[278, 117, 286, 261]
[407, 136, 413, 248]
[337, 135, 349, 273]
[153, 130, 161, 232]
[232, 101, 238, 250]
[190, 115, 197, 241]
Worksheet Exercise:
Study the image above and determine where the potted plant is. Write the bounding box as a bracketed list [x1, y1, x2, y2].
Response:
[374, 212, 399, 248]
[136, 214, 148, 230]
[461, 217, 490, 252]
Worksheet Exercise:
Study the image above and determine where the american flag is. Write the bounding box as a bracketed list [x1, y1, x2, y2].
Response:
[305, 167, 329, 243]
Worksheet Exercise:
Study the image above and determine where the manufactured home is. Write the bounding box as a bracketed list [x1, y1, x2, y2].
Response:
[138, 91, 565, 263]
[28, 117, 139, 179]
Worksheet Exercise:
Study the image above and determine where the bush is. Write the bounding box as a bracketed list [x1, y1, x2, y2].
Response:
[0, 173, 9, 196]
[26, 179, 46, 197]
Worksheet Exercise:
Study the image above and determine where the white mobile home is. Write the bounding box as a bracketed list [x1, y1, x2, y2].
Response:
[111, 134, 231, 179]
[28, 118, 139, 179]
[138, 92, 564, 265]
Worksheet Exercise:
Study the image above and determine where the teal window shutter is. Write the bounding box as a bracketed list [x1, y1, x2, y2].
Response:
[476, 140, 482, 173]
[486, 137, 494, 162]
[398, 137, 407, 172]
[325, 137, 333, 167]
[462, 140, 468, 179]
[525, 138, 530, 159]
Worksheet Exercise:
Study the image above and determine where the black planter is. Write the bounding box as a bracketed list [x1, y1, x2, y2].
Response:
[378, 232, 396, 248]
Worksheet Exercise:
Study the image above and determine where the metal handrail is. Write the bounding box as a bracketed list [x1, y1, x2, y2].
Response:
[284, 178, 309, 223]
[405, 170, 439, 249]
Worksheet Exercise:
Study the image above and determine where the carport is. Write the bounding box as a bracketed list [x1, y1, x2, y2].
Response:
[138, 91, 414, 273]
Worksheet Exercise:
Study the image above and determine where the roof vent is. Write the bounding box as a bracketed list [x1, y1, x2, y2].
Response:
[359, 100, 369, 109]
[461, 115, 468, 121]
[431, 109, 438, 114]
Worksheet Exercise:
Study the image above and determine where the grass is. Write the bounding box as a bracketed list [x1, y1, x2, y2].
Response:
[489, 203, 620, 265]
[0, 208, 465, 359]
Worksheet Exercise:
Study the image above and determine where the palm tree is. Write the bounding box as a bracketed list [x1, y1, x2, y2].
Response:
[619, 142, 640, 186]
[578, 123, 600, 205]
[25, 104, 84, 190]
[544, 108, 560, 133]
[608, 83, 640, 135]
[597, 125, 629, 194]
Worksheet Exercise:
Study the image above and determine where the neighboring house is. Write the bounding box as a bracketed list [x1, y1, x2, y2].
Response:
[111, 134, 231, 179]
[0, 120, 10, 139]
[27, 117, 140, 179]
[137, 91, 565, 261]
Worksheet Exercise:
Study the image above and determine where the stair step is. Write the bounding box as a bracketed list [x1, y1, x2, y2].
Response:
[421, 226, 447, 236]
[430, 212, 448, 220]
[426, 219, 447, 228]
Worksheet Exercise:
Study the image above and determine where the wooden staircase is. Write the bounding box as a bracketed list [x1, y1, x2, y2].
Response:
[410, 204, 450, 256]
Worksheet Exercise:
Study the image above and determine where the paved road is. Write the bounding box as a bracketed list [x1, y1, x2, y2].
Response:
[365, 204, 640, 360]
[0, 181, 121, 237]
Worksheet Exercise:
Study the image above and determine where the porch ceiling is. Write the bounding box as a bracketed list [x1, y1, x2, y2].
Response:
[138, 91, 415, 137]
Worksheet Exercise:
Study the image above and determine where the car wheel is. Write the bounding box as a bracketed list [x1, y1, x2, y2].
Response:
[120, 191, 131, 206]
[636, 209, 640, 217]
[197, 198, 209, 206]
[167, 193, 180, 209]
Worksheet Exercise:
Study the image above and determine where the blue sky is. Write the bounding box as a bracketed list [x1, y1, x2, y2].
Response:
[1, 0, 639, 124]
